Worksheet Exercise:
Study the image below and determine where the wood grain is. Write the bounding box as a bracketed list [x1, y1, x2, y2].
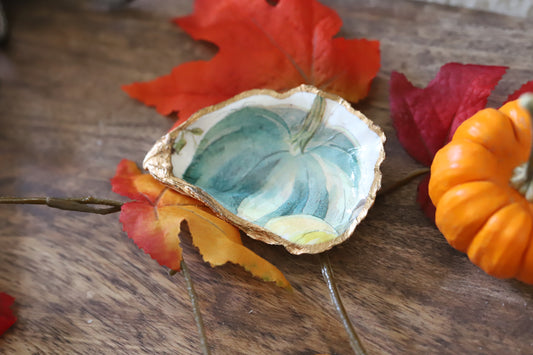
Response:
[1, 0, 533, 354]
[415, 0, 533, 18]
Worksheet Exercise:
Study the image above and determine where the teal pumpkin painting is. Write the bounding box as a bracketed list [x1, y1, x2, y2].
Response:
[144, 87, 385, 254]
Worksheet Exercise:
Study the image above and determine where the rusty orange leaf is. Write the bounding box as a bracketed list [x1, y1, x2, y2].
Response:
[122, 0, 380, 128]
[111, 159, 290, 288]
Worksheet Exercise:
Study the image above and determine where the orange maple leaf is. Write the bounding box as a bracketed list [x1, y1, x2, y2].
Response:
[111, 159, 291, 289]
[122, 0, 380, 127]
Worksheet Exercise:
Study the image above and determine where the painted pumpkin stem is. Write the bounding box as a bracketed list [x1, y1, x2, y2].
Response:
[290, 95, 326, 154]
[510, 93, 533, 200]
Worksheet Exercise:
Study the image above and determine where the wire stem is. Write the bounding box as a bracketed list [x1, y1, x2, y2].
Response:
[378, 167, 430, 197]
[320, 253, 367, 355]
[180, 259, 211, 355]
[0, 196, 123, 215]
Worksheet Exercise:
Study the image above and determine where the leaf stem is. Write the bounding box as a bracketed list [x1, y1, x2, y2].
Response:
[180, 259, 211, 355]
[320, 253, 367, 355]
[0, 196, 123, 214]
[377, 167, 430, 197]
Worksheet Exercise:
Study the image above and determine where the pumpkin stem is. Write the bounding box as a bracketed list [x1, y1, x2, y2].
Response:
[510, 93, 533, 200]
[290, 95, 326, 154]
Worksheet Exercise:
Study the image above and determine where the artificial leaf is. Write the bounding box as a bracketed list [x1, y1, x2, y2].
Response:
[390, 62, 507, 166]
[111, 159, 290, 288]
[507, 80, 533, 102]
[389, 63, 507, 219]
[0, 292, 16, 336]
[123, 0, 380, 128]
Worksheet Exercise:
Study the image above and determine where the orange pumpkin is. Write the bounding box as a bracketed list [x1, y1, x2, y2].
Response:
[429, 94, 533, 283]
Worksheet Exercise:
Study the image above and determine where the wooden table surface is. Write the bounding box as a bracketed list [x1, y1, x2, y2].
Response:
[1, 0, 533, 354]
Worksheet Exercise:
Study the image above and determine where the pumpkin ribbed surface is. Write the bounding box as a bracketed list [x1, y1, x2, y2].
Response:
[183, 102, 361, 245]
[429, 99, 533, 282]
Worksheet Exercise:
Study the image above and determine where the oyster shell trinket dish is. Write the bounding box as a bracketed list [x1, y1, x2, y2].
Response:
[144, 85, 385, 254]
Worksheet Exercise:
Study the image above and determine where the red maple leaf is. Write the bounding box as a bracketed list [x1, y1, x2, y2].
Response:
[123, 0, 380, 128]
[0, 292, 16, 336]
[390, 63, 507, 167]
[507, 80, 533, 102]
[389, 63, 508, 218]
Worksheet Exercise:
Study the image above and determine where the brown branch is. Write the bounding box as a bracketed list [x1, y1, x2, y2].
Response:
[0, 196, 123, 215]
[378, 167, 430, 197]
[320, 253, 367, 355]
[317, 168, 430, 353]
[180, 259, 211, 355]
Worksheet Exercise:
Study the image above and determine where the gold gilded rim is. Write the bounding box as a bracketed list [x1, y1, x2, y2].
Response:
[143, 84, 386, 255]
